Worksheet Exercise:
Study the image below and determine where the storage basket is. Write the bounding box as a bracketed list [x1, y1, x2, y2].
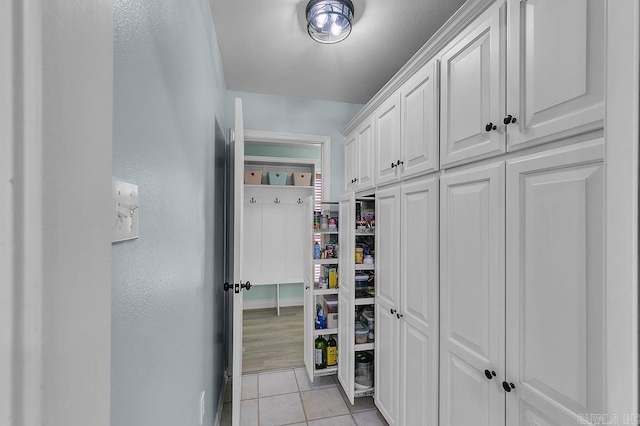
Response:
[292, 172, 311, 186]
[268, 171, 287, 185]
[244, 170, 262, 185]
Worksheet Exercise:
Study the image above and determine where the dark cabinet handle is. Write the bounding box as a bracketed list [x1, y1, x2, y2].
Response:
[503, 114, 517, 125]
[354, 178, 358, 182]
[484, 370, 496, 380]
[396, 312, 403, 319]
[390, 308, 396, 314]
[502, 381, 515, 392]
[396, 160, 403, 166]
[241, 281, 252, 291]
[223, 282, 232, 292]
[391, 162, 396, 168]
[485, 122, 497, 132]
[305, 285, 310, 290]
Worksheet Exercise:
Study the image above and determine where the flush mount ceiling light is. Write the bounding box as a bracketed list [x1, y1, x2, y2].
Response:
[306, 0, 355, 44]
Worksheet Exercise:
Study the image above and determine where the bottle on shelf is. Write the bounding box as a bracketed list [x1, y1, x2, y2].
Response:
[315, 335, 327, 369]
[326, 335, 337, 367]
[314, 242, 321, 259]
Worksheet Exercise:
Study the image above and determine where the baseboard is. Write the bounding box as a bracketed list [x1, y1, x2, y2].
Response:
[243, 297, 304, 310]
[213, 371, 228, 426]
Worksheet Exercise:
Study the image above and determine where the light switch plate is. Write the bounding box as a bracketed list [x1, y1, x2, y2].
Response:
[112, 179, 139, 243]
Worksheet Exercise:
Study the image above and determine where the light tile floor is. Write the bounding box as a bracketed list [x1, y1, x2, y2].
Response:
[221, 368, 388, 426]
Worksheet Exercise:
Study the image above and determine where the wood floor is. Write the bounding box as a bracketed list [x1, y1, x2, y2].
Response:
[242, 306, 304, 373]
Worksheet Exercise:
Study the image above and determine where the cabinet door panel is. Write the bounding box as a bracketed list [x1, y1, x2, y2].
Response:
[507, 0, 604, 150]
[375, 302, 400, 425]
[401, 59, 439, 178]
[283, 203, 304, 283]
[242, 202, 263, 284]
[261, 204, 284, 284]
[375, 93, 402, 186]
[401, 321, 436, 426]
[440, 162, 505, 426]
[357, 118, 375, 190]
[506, 140, 604, 425]
[337, 289, 355, 404]
[344, 132, 357, 192]
[440, 3, 505, 168]
[375, 185, 401, 308]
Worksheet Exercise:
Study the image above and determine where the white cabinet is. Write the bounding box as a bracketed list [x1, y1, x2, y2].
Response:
[440, 0, 605, 167]
[439, 139, 604, 426]
[375, 176, 439, 426]
[375, 59, 439, 187]
[337, 193, 376, 404]
[505, 140, 605, 425]
[439, 163, 506, 426]
[506, 0, 605, 151]
[344, 117, 375, 193]
[439, 2, 505, 168]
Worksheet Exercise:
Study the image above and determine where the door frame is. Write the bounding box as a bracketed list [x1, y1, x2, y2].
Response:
[604, 0, 639, 418]
[244, 129, 331, 201]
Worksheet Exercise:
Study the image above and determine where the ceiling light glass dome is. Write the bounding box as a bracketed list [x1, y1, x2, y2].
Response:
[306, 0, 355, 44]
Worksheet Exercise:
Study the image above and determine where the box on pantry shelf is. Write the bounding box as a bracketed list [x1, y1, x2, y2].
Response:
[322, 295, 338, 329]
[292, 172, 311, 186]
[244, 170, 262, 185]
[268, 171, 287, 185]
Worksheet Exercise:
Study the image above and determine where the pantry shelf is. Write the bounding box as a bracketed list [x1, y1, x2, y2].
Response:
[355, 343, 374, 351]
[314, 366, 338, 377]
[314, 328, 338, 336]
[314, 229, 339, 235]
[313, 288, 339, 296]
[354, 297, 375, 306]
[355, 264, 375, 271]
[313, 259, 339, 265]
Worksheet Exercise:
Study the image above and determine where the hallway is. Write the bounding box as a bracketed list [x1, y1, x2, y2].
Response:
[221, 369, 387, 426]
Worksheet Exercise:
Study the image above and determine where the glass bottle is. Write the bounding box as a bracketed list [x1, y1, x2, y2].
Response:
[315, 336, 327, 369]
[326, 336, 337, 367]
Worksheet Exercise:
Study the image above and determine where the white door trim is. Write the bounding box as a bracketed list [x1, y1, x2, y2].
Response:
[3, 0, 45, 424]
[604, 0, 639, 418]
[244, 129, 331, 201]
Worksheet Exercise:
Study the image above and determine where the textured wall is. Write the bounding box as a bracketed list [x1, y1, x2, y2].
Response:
[228, 90, 363, 201]
[112, 0, 227, 425]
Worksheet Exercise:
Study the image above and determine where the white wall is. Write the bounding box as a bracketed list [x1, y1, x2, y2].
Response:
[40, 1, 114, 424]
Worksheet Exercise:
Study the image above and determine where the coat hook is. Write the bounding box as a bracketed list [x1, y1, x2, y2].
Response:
[274, 198, 281, 204]
[297, 198, 303, 204]
[250, 197, 256, 204]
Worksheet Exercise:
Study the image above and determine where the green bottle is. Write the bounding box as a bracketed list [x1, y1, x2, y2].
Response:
[326, 336, 337, 367]
[315, 336, 327, 369]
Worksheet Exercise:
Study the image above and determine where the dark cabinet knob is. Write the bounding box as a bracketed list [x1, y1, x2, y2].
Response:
[354, 178, 358, 183]
[223, 282, 232, 292]
[485, 122, 497, 132]
[502, 381, 515, 392]
[396, 312, 403, 319]
[391, 162, 396, 168]
[390, 308, 396, 314]
[484, 370, 496, 380]
[242, 281, 252, 291]
[503, 114, 517, 125]
[397, 160, 403, 166]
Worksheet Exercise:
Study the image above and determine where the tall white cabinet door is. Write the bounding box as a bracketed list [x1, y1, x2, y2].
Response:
[400, 59, 440, 179]
[375, 92, 402, 186]
[440, 162, 505, 426]
[440, 2, 506, 168]
[344, 131, 357, 192]
[400, 176, 439, 426]
[375, 184, 401, 309]
[357, 117, 375, 191]
[505, 140, 605, 425]
[375, 302, 400, 426]
[506, 0, 605, 151]
[303, 197, 314, 381]
[338, 193, 356, 404]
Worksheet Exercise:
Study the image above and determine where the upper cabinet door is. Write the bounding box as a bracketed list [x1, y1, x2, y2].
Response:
[401, 59, 440, 179]
[375, 92, 402, 187]
[440, 2, 506, 168]
[357, 117, 375, 191]
[439, 162, 506, 426]
[505, 140, 605, 425]
[506, 0, 604, 151]
[375, 184, 401, 309]
[344, 131, 357, 193]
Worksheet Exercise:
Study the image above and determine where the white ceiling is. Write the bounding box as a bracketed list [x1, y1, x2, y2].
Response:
[209, 0, 467, 105]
